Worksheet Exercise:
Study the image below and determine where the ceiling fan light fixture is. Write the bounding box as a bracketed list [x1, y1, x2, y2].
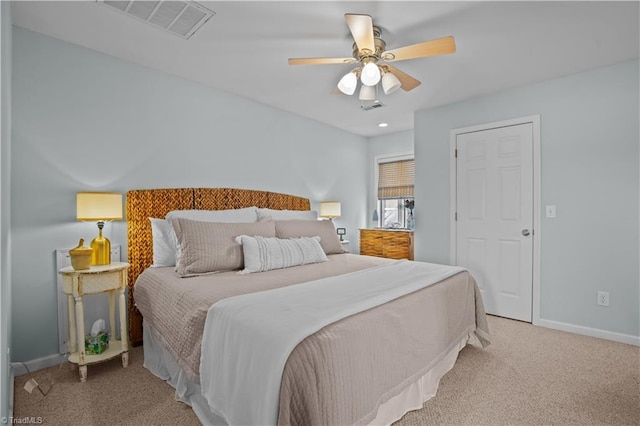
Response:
[359, 84, 376, 101]
[361, 62, 381, 86]
[337, 71, 358, 95]
[288, 13, 456, 103]
[382, 71, 402, 95]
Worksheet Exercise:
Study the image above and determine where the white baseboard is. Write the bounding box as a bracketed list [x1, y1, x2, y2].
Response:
[10, 353, 67, 377]
[536, 318, 640, 346]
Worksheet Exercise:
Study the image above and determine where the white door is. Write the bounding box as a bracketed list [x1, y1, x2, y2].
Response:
[455, 123, 533, 322]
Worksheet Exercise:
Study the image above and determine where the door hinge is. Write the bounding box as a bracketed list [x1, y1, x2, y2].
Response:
[455, 149, 458, 158]
[455, 212, 458, 221]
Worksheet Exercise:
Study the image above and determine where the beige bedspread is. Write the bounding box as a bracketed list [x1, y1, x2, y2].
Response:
[134, 254, 489, 425]
[134, 254, 394, 383]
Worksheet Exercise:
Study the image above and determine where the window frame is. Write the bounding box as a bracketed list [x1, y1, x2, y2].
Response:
[374, 152, 415, 229]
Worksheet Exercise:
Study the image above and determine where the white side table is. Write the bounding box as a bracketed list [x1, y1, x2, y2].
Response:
[340, 240, 350, 253]
[59, 262, 130, 382]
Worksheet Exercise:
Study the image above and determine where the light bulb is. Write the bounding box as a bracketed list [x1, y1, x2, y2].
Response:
[382, 71, 401, 94]
[337, 72, 357, 95]
[360, 62, 381, 86]
[359, 84, 376, 101]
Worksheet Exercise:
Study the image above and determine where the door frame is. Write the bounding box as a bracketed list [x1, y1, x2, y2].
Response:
[449, 115, 541, 325]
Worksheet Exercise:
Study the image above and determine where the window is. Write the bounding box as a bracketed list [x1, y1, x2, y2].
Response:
[376, 157, 414, 229]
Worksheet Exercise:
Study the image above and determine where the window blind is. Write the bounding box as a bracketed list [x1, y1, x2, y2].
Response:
[377, 159, 415, 199]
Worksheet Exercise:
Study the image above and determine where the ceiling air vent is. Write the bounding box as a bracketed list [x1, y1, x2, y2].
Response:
[361, 101, 385, 112]
[100, 1, 215, 39]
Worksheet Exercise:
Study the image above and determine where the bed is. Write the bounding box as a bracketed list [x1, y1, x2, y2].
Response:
[127, 187, 490, 425]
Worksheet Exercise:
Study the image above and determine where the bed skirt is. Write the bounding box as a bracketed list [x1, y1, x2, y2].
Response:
[143, 322, 478, 426]
[144, 324, 226, 425]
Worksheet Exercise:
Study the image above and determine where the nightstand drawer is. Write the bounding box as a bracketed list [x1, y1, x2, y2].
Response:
[61, 270, 122, 294]
[360, 230, 383, 256]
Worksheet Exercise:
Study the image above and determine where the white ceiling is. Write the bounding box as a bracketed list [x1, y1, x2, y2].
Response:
[11, 1, 640, 137]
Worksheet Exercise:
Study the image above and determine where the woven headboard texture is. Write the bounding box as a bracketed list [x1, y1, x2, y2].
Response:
[126, 188, 310, 345]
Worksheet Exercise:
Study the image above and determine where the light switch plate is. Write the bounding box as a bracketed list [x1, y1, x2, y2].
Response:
[545, 205, 556, 218]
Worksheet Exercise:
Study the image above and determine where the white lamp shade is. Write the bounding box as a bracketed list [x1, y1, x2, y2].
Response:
[382, 71, 402, 94]
[360, 62, 381, 86]
[319, 201, 341, 218]
[337, 72, 357, 95]
[77, 192, 123, 221]
[359, 84, 376, 101]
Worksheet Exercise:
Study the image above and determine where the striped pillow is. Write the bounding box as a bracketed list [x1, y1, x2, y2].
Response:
[236, 235, 328, 274]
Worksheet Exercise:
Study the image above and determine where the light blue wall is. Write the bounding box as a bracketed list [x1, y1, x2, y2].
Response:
[11, 27, 368, 362]
[10, 27, 639, 365]
[415, 60, 639, 338]
[1, 1, 12, 419]
[366, 130, 414, 231]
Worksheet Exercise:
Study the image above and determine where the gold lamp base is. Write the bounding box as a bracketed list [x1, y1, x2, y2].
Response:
[91, 221, 111, 266]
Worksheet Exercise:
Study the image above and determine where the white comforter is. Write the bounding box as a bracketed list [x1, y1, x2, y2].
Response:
[199, 260, 465, 425]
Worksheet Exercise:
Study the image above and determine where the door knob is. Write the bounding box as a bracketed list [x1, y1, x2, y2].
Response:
[522, 229, 531, 236]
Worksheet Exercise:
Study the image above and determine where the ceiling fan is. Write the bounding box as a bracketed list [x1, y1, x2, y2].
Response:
[288, 14, 456, 101]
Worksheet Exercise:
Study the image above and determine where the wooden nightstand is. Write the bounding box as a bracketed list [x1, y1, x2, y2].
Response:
[59, 262, 130, 382]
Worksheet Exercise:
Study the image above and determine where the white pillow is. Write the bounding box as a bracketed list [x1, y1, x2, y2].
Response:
[235, 235, 328, 274]
[166, 207, 258, 223]
[256, 208, 318, 221]
[149, 218, 178, 267]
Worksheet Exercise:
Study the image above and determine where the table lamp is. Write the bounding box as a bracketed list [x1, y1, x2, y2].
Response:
[76, 192, 123, 265]
[319, 201, 341, 221]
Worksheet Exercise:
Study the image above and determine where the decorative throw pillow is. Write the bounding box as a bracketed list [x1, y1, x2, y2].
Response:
[274, 220, 345, 255]
[149, 218, 178, 267]
[256, 208, 318, 221]
[166, 207, 260, 266]
[171, 218, 276, 277]
[235, 235, 328, 274]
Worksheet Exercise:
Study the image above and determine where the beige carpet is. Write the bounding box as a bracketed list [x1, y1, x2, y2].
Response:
[12, 316, 640, 425]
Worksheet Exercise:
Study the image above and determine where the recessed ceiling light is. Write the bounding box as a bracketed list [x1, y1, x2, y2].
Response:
[378, 123, 388, 128]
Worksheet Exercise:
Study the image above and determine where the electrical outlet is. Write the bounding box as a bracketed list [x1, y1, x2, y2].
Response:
[597, 291, 610, 307]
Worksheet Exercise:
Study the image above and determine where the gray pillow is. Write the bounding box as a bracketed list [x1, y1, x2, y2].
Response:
[172, 218, 276, 276]
[274, 220, 345, 255]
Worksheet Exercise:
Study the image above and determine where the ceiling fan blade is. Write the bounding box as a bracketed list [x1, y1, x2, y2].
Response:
[345, 13, 375, 54]
[382, 36, 456, 62]
[288, 57, 356, 65]
[385, 64, 421, 91]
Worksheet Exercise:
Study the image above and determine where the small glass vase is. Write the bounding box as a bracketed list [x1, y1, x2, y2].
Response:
[407, 211, 415, 230]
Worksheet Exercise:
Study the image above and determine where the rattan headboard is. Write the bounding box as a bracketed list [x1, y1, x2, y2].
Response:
[126, 187, 310, 345]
